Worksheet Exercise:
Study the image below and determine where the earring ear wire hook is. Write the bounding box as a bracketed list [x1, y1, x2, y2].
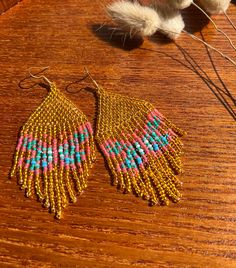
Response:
[84, 67, 100, 90]
[65, 73, 90, 94]
[18, 66, 51, 90]
[28, 66, 52, 85]
[65, 67, 102, 94]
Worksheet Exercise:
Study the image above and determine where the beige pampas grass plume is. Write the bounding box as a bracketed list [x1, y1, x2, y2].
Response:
[159, 11, 185, 39]
[197, 0, 231, 14]
[151, 0, 192, 12]
[107, 0, 161, 37]
[167, 0, 192, 10]
[151, 2, 185, 39]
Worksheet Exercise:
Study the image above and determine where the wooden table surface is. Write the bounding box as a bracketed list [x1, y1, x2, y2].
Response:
[0, 0, 236, 267]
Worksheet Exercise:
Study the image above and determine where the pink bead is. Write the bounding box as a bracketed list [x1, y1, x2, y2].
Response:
[71, 164, 76, 170]
[120, 140, 125, 145]
[154, 109, 163, 119]
[100, 144, 109, 157]
[121, 167, 127, 173]
[24, 163, 30, 169]
[105, 140, 110, 146]
[142, 155, 148, 163]
[86, 147, 91, 155]
[120, 151, 126, 158]
[18, 158, 23, 166]
[86, 122, 93, 135]
[116, 165, 121, 172]
[16, 136, 24, 150]
[139, 163, 144, 169]
[147, 112, 154, 121]
[162, 146, 167, 152]
[168, 129, 175, 136]
[77, 163, 82, 168]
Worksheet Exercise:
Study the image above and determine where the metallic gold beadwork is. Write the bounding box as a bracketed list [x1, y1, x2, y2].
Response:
[94, 84, 185, 206]
[11, 82, 96, 219]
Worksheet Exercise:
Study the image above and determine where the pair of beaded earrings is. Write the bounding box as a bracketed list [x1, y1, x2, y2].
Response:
[11, 69, 185, 219]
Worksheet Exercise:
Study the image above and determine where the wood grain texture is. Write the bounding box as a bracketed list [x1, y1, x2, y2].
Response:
[0, 0, 236, 267]
[0, 0, 22, 14]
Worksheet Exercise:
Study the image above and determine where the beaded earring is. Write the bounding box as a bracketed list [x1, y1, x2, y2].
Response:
[86, 71, 185, 206]
[11, 71, 96, 219]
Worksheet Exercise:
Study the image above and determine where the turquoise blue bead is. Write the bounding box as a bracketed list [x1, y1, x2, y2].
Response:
[137, 157, 142, 165]
[131, 162, 136, 168]
[31, 159, 36, 165]
[65, 158, 70, 164]
[135, 142, 140, 148]
[42, 161, 47, 167]
[113, 148, 119, 154]
[153, 119, 160, 128]
[153, 144, 159, 151]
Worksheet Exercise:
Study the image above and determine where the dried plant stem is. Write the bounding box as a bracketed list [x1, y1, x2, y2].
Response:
[182, 29, 236, 67]
[192, 2, 236, 52]
[223, 10, 236, 31]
